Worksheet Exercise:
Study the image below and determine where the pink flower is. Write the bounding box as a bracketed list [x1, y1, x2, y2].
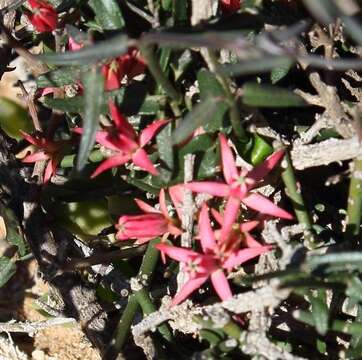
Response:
[102, 48, 146, 91]
[220, 0, 241, 13]
[117, 189, 182, 244]
[27, 0, 57, 32]
[74, 101, 167, 177]
[186, 134, 293, 242]
[21, 131, 67, 183]
[156, 204, 270, 306]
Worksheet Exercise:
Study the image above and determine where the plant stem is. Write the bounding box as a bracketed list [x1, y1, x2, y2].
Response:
[345, 156, 362, 239]
[110, 239, 172, 355]
[280, 147, 315, 248]
[110, 295, 139, 353]
[140, 44, 182, 109]
[203, 49, 247, 142]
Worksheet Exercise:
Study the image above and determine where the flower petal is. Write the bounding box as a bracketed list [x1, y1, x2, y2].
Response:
[246, 149, 285, 186]
[139, 120, 168, 148]
[185, 182, 230, 197]
[155, 244, 199, 263]
[134, 198, 159, 214]
[169, 184, 184, 220]
[222, 246, 271, 271]
[239, 220, 259, 233]
[210, 208, 223, 226]
[20, 131, 42, 147]
[219, 197, 241, 244]
[171, 275, 209, 306]
[219, 134, 238, 185]
[242, 193, 293, 220]
[91, 153, 131, 178]
[199, 204, 217, 253]
[159, 189, 171, 221]
[132, 148, 158, 175]
[108, 100, 136, 139]
[210, 269, 232, 301]
[22, 151, 49, 163]
[243, 234, 263, 248]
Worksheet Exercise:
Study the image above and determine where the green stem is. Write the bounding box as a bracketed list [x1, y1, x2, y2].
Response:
[205, 49, 247, 142]
[110, 239, 172, 355]
[111, 295, 139, 352]
[280, 147, 315, 248]
[345, 156, 362, 239]
[140, 44, 182, 108]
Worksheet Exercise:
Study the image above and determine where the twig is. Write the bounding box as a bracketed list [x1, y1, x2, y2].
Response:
[0, 318, 76, 334]
[180, 154, 195, 248]
[64, 245, 147, 271]
[291, 136, 362, 170]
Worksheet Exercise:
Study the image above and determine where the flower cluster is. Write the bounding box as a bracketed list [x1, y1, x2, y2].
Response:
[115, 133, 293, 305]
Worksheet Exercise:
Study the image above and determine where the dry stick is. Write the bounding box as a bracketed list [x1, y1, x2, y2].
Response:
[291, 136, 362, 170]
[0, 318, 76, 334]
[0, 20, 48, 75]
[177, 154, 195, 290]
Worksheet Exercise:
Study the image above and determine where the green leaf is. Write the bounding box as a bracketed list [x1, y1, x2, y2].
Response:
[156, 122, 174, 183]
[38, 34, 128, 66]
[249, 134, 273, 165]
[220, 57, 293, 77]
[36, 67, 84, 88]
[0, 97, 32, 140]
[89, 0, 125, 30]
[172, 0, 188, 25]
[172, 97, 227, 145]
[271, 62, 292, 84]
[77, 68, 104, 170]
[197, 69, 229, 132]
[43, 87, 165, 115]
[0, 205, 26, 256]
[309, 290, 329, 336]
[173, 134, 219, 182]
[0, 257, 16, 288]
[242, 83, 306, 107]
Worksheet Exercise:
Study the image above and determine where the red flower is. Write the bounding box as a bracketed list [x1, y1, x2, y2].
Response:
[74, 101, 167, 177]
[220, 0, 240, 13]
[21, 131, 67, 183]
[186, 134, 293, 242]
[117, 189, 182, 244]
[156, 204, 270, 306]
[27, 0, 57, 32]
[102, 48, 146, 91]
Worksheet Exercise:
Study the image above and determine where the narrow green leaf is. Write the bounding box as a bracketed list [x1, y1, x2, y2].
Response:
[271, 62, 292, 84]
[0, 257, 16, 288]
[220, 57, 293, 77]
[38, 34, 128, 66]
[243, 83, 306, 107]
[309, 290, 329, 336]
[172, 97, 227, 145]
[197, 69, 229, 132]
[77, 68, 104, 170]
[43, 92, 165, 115]
[36, 67, 84, 88]
[0, 205, 26, 256]
[89, 0, 125, 30]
